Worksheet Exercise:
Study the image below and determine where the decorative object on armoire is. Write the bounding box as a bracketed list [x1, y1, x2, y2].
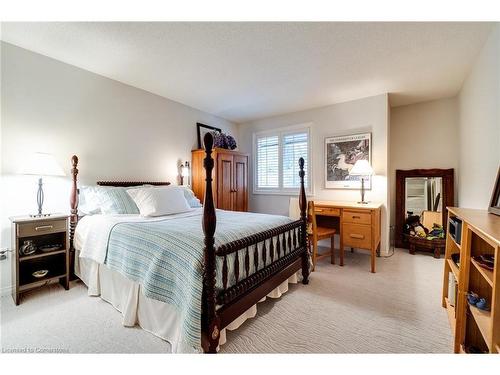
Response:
[212, 131, 237, 150]
[395, 168, 454, 251]
[349, 159, 373, 204]
[191, 148, 248, 211]
[196, 123, 221, 149]
[488, 165, 500, 216]
[324, 132, 371, 189]
[18, 152, 66, 217]
[226, 134, 237, 150]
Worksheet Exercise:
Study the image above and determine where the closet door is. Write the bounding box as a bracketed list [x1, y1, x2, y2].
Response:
[233, 155, 248, 212]
[217, 153, 234, 211]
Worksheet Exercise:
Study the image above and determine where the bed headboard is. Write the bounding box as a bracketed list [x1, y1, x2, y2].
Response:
[68, 154, 170, 252]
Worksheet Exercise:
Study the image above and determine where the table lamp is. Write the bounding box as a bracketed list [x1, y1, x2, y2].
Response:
[349, 159, 373, 204]
[19, 152, 66, 217]
[180, 161, 190, 186]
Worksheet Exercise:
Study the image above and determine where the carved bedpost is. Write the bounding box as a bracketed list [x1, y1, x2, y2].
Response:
[298, 157, 309, 285]
[69, 155, 79, 279]
[201, 133, 220, 353]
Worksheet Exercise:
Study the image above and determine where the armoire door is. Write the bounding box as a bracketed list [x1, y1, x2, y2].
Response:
[217, 153, 234, 211]
[233, 155, 248, 211]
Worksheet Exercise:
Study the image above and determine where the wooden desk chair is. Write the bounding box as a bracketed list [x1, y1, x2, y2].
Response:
[308, 201, 336, 271]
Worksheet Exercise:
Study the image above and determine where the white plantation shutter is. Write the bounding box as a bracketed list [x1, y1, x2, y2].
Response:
[282, 132, 308, 188]
[256, 135, 279, 188]
[254, 125, 311, 193]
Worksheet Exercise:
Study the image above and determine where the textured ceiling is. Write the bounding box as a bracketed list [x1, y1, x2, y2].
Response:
[0, 22, 495, 123]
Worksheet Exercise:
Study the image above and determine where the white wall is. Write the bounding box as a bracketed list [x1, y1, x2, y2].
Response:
[238, 94, 391, 253]
[0, 42, 238, 293]
[458, 25, 500, 208]
[389, 97, 460, 224]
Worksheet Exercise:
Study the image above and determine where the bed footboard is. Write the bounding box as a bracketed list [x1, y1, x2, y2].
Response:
[200, 133, 309, 353]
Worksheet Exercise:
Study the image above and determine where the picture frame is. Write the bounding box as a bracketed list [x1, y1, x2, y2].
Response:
[197, 123, 221, 149]
[488, 166, 500, 216]
[324, 132, 371, 189]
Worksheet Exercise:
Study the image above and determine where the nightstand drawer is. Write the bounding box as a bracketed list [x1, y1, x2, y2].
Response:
[314, 206, 341, 216]
[343, 210, 372, 225]
[18, 219, 67, 237]
[342, 223, 372, 249]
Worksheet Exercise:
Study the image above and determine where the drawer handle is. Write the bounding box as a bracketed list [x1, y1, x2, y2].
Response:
[352, 215, 361, 219]
[350, 234, 364, 239]
[35, 225, 53, 231]
[315, 209, 324, 212]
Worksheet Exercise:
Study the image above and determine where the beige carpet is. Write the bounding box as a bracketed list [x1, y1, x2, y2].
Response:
[0, 249, 453, 353]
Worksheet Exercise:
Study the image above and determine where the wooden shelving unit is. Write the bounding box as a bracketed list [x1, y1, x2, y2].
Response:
[442, 207, 500, 354]
[469, 303, 492, 349]
[471, 258, 494, 287]
[445, 297, 456, 335]
[447, 258, 460, 280]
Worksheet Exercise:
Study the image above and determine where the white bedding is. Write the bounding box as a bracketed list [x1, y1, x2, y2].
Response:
[74, 211, 301, 352]
[75, 254, 298, 352]
[75, 208, 203, 263]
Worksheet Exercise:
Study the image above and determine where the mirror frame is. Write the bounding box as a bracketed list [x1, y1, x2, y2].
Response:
[489, 166, 500, 216]
[395, 168, 454, 249]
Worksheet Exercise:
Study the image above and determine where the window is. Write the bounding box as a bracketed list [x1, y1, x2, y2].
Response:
[254, 124, 311, 194]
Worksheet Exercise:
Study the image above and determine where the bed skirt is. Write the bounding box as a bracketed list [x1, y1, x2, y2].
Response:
[75, 252, 300, 353]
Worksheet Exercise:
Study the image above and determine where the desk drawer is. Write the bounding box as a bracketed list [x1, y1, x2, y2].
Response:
[314, 206, 341, 216]
[18, 219, 67, 238]
[343, 210, 372, 225]
[343, 223, 372, 249]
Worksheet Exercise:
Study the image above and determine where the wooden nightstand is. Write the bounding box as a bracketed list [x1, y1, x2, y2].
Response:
[10, 214, 70, 305]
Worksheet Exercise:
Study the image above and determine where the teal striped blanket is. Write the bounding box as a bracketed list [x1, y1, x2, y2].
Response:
[102, 209, 294, 352]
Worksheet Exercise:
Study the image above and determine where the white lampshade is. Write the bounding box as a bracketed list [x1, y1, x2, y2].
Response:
[349, 160, 373, 176]
[181, 164, 190, 178]
[18, 152, 66, 177]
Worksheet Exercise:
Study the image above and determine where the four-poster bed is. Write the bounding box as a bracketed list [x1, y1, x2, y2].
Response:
[69, 132, 310, 353]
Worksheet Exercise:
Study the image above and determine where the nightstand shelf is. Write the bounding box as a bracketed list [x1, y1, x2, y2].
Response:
[10, 214, 70, 305]
[19, 249, 67, 262]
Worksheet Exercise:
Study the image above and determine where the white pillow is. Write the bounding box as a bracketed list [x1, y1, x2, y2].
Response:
[126, 186, 191, 217]
[180, 186, 203, 208]
[79, 186, 102, 215]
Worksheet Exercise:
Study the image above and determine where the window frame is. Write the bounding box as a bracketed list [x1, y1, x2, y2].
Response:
[252, 123, 312, 196]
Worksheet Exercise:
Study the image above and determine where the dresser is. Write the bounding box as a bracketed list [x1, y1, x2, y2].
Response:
[191, 148, 249, 212]
[312, 201, 382, 273]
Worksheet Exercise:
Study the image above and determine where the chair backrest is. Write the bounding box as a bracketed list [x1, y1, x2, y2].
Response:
[289, 197, 300, 219]
[307, 201, 317, 235]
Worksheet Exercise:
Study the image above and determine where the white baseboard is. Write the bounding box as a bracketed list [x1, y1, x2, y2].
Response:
[1, 284, 13, 297]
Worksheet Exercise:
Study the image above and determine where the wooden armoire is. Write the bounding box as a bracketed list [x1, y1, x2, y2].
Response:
[191, 148, 249, 212]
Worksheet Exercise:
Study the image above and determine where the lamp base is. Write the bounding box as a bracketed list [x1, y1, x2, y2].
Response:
[357, 201, 370, 205]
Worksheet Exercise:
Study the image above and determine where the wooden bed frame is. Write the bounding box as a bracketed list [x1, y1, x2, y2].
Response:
[69, 132, 309, 353]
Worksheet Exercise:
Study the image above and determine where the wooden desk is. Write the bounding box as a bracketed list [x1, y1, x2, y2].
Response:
[312, 201, 382, 273]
